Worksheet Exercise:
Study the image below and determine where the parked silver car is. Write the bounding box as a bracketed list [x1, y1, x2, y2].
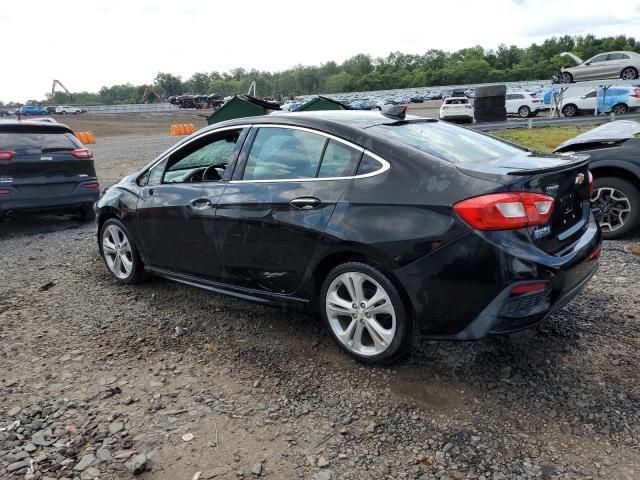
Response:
[557, 51, 640, 83]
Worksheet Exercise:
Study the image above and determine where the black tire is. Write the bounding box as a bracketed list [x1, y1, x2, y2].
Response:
[475, 84, 506, 98]
[591, 176, 640, 239]
[559, 72, 573, 83]
[611, 103, 628, 115]
[473, 95, 505, 109]
[517, 105, 531, 118]
[474, 106, 507, 122]
[319, 261, 413, 365]
[562, 104, 579, 117]
[99, 218, 146, 284]
[621, 67, 638, 81]
[76, 207, 96, 222]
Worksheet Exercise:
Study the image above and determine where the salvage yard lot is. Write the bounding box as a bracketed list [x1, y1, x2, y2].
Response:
[1, 114, 639, 479]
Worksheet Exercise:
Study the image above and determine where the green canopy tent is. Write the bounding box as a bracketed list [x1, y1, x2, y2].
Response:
[296, 96, 349, 112]
[207, 95, 281, 125]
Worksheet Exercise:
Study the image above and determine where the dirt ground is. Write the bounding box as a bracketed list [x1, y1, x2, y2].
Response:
[1, 115, 639, 480]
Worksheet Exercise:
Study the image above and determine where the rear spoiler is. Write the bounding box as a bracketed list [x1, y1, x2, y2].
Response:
[507, 154, 590, 175]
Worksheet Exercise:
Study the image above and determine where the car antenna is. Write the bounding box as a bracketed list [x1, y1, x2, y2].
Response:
[381, 105, 407, 120]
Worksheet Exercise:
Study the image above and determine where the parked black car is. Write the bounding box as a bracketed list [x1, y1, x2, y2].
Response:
[554, 120, 640, 239]
[0, 121, 99, 221]
[0, 109, 11, 117]
[96, 110, 601, 364]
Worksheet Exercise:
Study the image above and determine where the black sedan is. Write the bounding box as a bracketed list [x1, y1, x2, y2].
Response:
[554, 120, 640, 239]
[96, 110, 601, 364]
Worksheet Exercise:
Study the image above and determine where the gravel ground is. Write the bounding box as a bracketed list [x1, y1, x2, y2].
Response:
[1, 132, 639, 480]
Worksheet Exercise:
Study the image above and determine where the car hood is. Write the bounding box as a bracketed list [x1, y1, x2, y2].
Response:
[554, 120, 640, 152]
[560, 52, 583, 65]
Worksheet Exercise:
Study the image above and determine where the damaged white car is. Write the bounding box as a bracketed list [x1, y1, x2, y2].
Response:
[555, 51, 640, 83]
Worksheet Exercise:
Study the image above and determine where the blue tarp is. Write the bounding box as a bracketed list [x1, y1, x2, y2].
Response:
[596, 87, 631, 113]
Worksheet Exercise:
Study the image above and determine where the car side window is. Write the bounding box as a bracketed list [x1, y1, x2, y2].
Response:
[356, 152, 384, 175]
[317, 140, 362, 178]
[584, 91, 597, 98]
[589, 54, 608, 63]
[163, 129, 241, 184]
[243, 127, 326, 180]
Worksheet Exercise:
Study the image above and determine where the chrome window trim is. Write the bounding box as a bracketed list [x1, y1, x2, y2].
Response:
[230, 124, 390, 184]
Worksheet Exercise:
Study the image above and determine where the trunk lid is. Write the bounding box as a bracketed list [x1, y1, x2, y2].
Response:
[459, 153, 592, 254]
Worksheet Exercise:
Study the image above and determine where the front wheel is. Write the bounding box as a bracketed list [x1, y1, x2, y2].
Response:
[559, 72, 573, 83]
[320, 262, 412, 364]
[99, 218, 146, 284]
[591, 176, 640, 239]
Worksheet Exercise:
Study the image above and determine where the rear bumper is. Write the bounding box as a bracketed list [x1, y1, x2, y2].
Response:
[395, 213, 602, 339]
[440, 114, 473, 123]
[0, 191, 99, 217]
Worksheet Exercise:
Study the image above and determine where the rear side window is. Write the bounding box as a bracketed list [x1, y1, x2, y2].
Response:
[0, 132, 81, 154]
[370, 121, 525, 164]
[243, 127, 326, 180]
[317, 139, 361, 178]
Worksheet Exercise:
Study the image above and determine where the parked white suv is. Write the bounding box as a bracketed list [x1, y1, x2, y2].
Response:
[506, 92, 546, 118]
[559, 87, 640, 117]
[55, 105, 82, 114]
[439, 97, 474, 124]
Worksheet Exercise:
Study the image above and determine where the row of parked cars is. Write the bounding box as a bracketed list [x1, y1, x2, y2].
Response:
[0, 105, 86, 116]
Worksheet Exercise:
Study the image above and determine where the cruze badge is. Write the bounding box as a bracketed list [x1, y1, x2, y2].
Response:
[575, 173, 585, 185]
[545, 184, 559, 195]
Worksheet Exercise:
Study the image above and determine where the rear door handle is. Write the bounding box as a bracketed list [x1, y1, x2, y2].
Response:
[190, 198, 212, 210]
[289, 197, 321, 210]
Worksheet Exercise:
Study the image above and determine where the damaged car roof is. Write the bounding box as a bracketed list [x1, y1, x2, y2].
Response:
[554, 120, 640, 152]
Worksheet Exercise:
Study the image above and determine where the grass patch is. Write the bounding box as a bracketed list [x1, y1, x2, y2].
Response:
[490, 125, 599, 153]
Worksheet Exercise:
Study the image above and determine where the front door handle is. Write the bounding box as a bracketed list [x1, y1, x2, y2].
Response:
[289, 197, 321, 210]
[190, 198, 212, 210]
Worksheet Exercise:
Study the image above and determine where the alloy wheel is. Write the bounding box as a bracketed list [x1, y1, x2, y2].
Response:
[621, 68, 637, 80]
[563, 105, 577, 117]
[612, 104, 628, 115]
[560, 72, 572, 83]
[591, 187, 632, 233]
[325, 272, 396, 357]
[518, 106, 530, 118]
[102, 224, 134, 279]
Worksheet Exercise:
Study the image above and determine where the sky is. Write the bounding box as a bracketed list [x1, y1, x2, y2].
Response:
[1, 0, 639, 103]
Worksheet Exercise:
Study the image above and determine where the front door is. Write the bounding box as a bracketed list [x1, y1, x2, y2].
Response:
[135, 127, 246, 277]
[215, 126, 363, 295]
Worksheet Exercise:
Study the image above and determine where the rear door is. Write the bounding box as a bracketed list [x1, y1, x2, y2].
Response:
[0, 125, 96, 200]
[581, 54, 609, 80]
[215, 125, 362, 295]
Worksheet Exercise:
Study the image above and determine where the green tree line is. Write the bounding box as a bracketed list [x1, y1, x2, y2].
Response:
[35, 34, 640, 106]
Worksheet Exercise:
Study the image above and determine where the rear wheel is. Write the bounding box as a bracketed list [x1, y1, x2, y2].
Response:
[591, 176, 640, 239]
[320, 262, 412, 364]
[518, 105, 531, 118]
[99, 218, 146, 284]
[621, 67, 638, 81]
[562, 104, 578, 117]
[612, 103, 628, 115]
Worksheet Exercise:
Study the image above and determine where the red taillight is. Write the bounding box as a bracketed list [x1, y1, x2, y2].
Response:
[71, 148, 93, 159]
[0, 150, 16, 161]
[454, 192, 555, 230]
[631, 89, 640, 98]
[511, 282, 548, 295]
[531, 99, 540, 103]
[588, 171, 594, 196]
[82, 182, 100, 189]
[0, 188, 10, 195]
